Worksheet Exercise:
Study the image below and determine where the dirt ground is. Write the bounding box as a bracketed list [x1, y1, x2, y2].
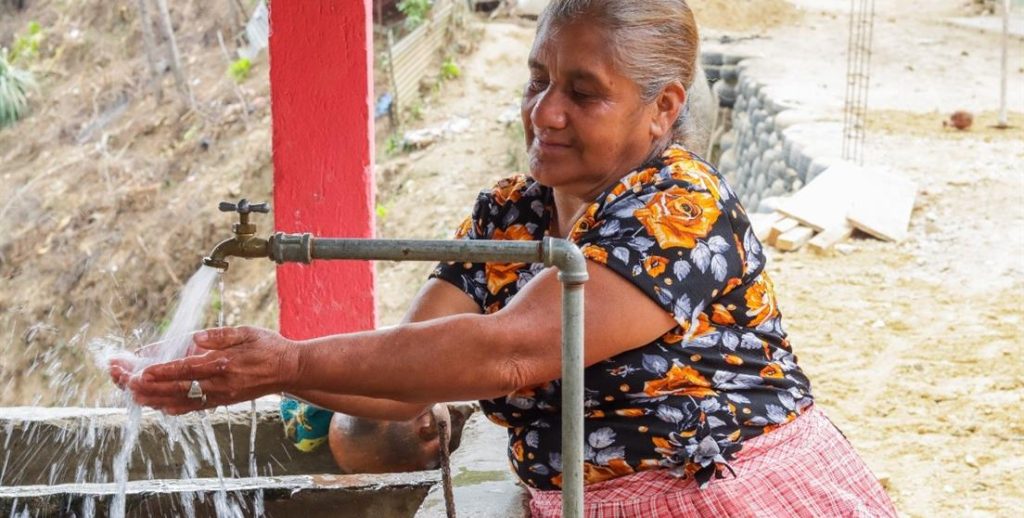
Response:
[1, 0, 1021, 516]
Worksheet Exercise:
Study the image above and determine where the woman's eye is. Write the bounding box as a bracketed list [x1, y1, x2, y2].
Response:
[526, 79, 547, 92]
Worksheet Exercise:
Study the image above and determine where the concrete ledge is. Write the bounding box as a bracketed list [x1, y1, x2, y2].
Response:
[0, 472, 439, 518]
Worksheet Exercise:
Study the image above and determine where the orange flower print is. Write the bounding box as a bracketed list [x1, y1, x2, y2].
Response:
[454, 217, 474, 239]
[569, 204, 601, 242]
[584, 459, 635, 484]
[633, 187, 721, 250]
[667, 157, 721, 200]
[582, 244, 608, 264]
[512, 439, 526, 462]
[745, 273, 779, 327]
[492, 175, 527, 206]
[493, 224, 534, 241]
[760, 363, 785, 378]
[606, 167, 660, 203]
[711, 303, 736, 325]
[643, 364, 718, 398]
[724, 354, 743, 366]
[486, 262, 524, 295]
[643, 255, 669, 277]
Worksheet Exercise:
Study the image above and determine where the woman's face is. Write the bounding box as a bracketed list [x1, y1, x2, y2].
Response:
[521, 21, 670, 198]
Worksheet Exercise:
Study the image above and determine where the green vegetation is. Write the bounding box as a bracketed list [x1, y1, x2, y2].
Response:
[228, 57, 252, 83]
[10, 21, 44, 64]
[440, 57, 461, 80]
[398, 0, 433, 30]
[0, 49, 36, 128]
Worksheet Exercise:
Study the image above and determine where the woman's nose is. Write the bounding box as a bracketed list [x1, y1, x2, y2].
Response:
[529, 89, 568, 131]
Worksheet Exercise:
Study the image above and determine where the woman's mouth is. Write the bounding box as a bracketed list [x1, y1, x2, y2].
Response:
[534, 137, 572, 153]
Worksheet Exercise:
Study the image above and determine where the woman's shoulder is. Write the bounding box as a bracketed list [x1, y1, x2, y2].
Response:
[480, 174, 546, 208]
[601, 145, 732, 209]
[463, 174, 549, 240]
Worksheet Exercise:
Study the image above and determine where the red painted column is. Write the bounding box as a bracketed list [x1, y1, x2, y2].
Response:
[269, 1, 377, 340]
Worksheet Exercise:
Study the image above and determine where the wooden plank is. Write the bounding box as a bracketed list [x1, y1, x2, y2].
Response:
[807, 223, 854, 254]
[775, 226, 816, 252]
[776, 163, 861, 232]
[846, 170, 917, 242]
[749, 212, 784, 242]
[766, 217, 800, 246]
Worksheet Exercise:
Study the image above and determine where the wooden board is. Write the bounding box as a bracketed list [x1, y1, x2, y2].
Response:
[766, 217, 800, 246]
[846, 170, 917, 242]
[776, 163, 861, 232]
[775, 226, 816, 252]
[749, 212, 784, 242]
[807, 223, 854, 254]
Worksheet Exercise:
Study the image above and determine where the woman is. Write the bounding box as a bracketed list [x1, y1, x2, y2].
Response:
[114, 1, 896, 515]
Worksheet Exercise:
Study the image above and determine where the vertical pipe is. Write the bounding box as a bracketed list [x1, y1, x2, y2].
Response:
[559, 281, 585, 518]
[999, 0, 1010, 128]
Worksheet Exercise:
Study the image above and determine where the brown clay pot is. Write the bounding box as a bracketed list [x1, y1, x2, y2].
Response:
[328, 404, 451, 474]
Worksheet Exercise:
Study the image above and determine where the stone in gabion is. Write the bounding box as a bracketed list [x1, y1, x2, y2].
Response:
[769, 161, 786, 178]
[791, 179, 804, 191]
[721, 65, 739, 83]
[718, 148, 737, 173]
[784, 167, 799, 179]
[770, 178, 786, 195]
[719, 132, 736, 152]
[713, 81, 736, 108]
[702, 51, 724, 67]
[723, 54, 747, 66]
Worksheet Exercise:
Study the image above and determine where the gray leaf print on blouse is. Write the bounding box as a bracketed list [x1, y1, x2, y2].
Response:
[613, 247, 630, 264]
[595, 446, 626, 466]
[599, 219, 621, 237]
[628, 236, 656, 252]
[711, 254, 729, 282]
[673, 260, 691, 281]
[692, 242, 711, 273]
[708, 235, 730, 254]
[656, 404, 685, 424]
[588, 427, 617, 449]
[722, 332, 739, 351]
[642, 354, 669, 375]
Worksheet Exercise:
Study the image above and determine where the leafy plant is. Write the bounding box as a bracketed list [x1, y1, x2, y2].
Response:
[0, 49, 36, 128]
[10, 21, 43, 64]
[398, 0, 433, 30]
[228, 58, 252, 83]
[385, 133, 403, 155]
[440, 57, 461, 80]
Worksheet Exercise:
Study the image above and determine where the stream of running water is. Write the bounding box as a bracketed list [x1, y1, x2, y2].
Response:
[94, 265, 262, 517]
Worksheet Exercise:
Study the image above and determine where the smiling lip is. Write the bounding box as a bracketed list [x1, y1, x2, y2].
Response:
[535, 137, 572, 151]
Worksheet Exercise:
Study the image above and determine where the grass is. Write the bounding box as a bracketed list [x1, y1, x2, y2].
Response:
[0, 49, 36, 128]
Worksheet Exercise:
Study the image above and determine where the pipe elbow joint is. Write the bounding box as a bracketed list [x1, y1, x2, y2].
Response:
[543, 237, 589, 285]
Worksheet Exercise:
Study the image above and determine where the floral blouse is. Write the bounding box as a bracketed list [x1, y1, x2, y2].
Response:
[431, 145, 814, 490]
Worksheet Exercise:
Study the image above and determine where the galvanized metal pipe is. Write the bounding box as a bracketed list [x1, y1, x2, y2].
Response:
[269, 233, 588, 518]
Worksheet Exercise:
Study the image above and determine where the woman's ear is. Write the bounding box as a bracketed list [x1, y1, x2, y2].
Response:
[650, 81, 687, 140]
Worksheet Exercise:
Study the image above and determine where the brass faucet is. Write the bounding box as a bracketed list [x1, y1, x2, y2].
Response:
[203, 199, 271, 270]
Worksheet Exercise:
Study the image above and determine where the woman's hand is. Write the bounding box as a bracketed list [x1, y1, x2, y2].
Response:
[127, 326, 300, 415]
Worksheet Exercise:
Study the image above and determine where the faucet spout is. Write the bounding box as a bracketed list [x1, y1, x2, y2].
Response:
[203, 236, 270, 271]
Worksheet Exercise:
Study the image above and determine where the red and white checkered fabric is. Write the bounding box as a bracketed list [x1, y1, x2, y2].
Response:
[529, 406, 896, 518]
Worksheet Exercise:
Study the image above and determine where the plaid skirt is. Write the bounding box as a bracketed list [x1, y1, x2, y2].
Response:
[528, 406, 896, 518]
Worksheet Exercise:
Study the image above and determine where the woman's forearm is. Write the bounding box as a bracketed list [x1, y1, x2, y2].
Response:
[291, 312, 529, 403]
[284, 389, 428, 421]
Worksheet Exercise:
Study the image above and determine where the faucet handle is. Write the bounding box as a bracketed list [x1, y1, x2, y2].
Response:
[218, 199, 270, 215]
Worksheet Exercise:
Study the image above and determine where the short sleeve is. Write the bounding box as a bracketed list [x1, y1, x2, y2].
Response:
[429, 192, 490, 310]
[573, 177, 744, 335]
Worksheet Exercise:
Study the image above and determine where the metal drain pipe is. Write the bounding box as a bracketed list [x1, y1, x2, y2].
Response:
[269, 233, 588, 518]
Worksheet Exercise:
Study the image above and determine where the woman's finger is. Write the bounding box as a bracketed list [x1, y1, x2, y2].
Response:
[140, 356, 228, 383]
[128, 378, 195, 398]
[192, 326, 262, 351]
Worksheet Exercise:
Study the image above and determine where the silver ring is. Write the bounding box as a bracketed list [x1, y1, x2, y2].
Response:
[187, 380, 204, 399]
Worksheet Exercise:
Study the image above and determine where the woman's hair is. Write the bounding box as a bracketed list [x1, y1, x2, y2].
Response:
[537, 0, 708, 151]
